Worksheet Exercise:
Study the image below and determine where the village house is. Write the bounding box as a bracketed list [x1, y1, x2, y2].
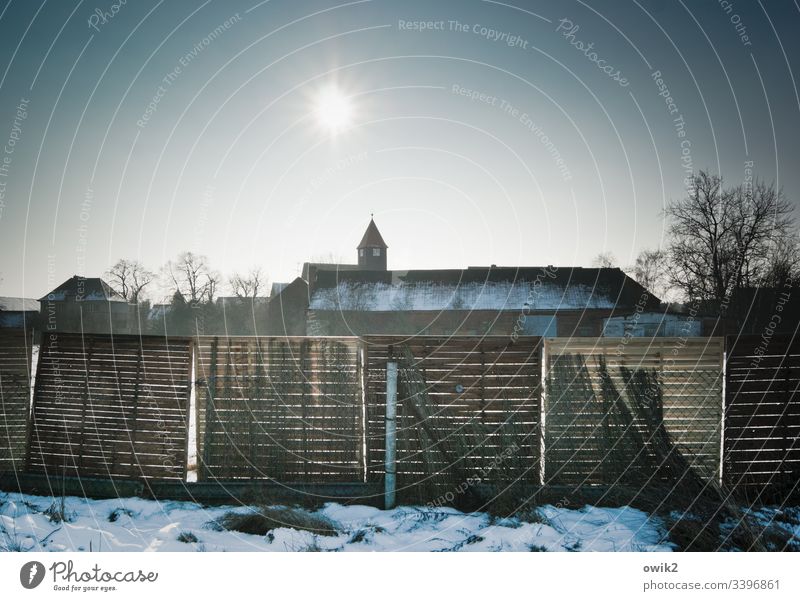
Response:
[267, 218, 670, 337]
[39, 275, 131, 334]
[0, 297, 39, 329]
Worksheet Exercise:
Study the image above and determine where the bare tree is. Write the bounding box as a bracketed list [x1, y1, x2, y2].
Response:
[165, 252, 219, 304]
[762, 236, 800, 288]
[106, 259, 155, 303]
[205, 269, 221, 303]
[666, 171, 796, 301]
[628, 249, 671, 300]
[309, 252, 346, 264]
[230, 268, 266, 299]
[592, 252, 617, 268]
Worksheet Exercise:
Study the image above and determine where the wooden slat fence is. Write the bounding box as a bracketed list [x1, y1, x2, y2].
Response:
[364, 336, 542, 502]
[724, 335, 800, 494]
[27, 333, 192, 480]
[0, 329, 35, 473]
[544, 337, 724, 485]
[10, 330, 800, 501]
[194, 336, 364, 482]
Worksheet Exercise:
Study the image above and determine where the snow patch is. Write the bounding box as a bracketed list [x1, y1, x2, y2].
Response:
[310, 281, 614, 312]
[0, 491, 673, 552]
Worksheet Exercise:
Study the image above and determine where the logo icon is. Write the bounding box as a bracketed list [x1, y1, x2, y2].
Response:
[20, 561, 45, 589]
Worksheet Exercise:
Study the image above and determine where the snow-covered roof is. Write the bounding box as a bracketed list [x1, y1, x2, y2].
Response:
[309, 267, 657, 312]
[311, 280, 614, 311]
[39, 276, 126, 302]
[0, 297, 39, 312]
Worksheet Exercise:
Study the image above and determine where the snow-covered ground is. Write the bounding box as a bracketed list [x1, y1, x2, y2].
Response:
[726, 506, 800, 550]
[0, 491, 673, 552]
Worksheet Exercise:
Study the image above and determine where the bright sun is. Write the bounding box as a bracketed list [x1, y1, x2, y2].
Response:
[315, 87, 352, 133]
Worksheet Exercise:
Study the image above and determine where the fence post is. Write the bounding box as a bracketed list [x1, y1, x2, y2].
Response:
[539, 339, 547, 486]
[385, 360, 398, 509]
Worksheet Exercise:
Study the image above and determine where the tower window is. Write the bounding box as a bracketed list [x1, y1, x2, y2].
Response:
[359, 249, 364, 257]
[372, 248, 381, 257]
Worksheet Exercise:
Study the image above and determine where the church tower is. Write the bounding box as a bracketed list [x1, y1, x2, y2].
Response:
[357, 217, 388, 270]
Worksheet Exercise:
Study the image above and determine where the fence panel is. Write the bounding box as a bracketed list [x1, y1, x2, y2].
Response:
[364, 336, 542, 501]
[725, 335, 800, 493]
[544, 337, 724, 485]
[0, 329, 35, 473]
[16, 331, 800, 496]
[27, 333, 192, 480]
[194, 336, 364, 481]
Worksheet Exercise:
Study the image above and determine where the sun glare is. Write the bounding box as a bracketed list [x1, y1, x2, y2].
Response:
[315, 87, 352, 133]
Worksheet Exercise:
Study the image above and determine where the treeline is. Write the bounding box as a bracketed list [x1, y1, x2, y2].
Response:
[105, 252, 269, 335]
[593, 171, 798, 306]
[104, 171, 797, 333]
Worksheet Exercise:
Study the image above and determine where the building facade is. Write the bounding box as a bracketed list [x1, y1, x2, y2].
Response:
[268, 217, 669, 338]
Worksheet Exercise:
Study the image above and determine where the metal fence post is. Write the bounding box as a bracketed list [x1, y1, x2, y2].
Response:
[540, 339, 547, 486]
[385, 360, 398, 509]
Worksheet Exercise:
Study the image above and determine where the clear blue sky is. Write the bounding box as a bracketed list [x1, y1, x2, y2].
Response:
[0, 0, 798, 298]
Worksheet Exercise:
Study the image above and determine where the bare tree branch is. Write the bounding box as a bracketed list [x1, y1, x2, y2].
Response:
[164, 252, 216, 304]
[106, 259, 155, 303]
[230, 267, 266, 299]
[666, 171, 797, 302]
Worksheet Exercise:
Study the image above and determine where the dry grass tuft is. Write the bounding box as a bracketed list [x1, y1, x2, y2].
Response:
[215, 506, 339, 536]
[177, 531, 199, 543]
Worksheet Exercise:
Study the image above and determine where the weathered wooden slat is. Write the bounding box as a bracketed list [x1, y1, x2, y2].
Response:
[543, 337, 724, 486]
[0, 329, 35, 473]
[28, 332, 191, 480]
[194, 337, 364, 482]
[724, 335, 800, 494]
[362, 336, 541, 500]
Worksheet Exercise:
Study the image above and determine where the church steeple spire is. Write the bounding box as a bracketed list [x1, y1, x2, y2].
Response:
[357, 217, 388, 270]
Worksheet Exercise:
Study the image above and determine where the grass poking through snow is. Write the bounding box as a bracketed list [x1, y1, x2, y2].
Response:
[212, 506, 339, 537]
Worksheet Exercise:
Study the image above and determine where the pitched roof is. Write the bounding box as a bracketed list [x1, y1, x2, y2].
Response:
[309, 266, 659, 312]
[39, 276, 127, 302]
[302, 262, 361, 281]
[0, 297, 39, 312]
[270, 282, 289, 297]
[357, 218, 388, 249]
